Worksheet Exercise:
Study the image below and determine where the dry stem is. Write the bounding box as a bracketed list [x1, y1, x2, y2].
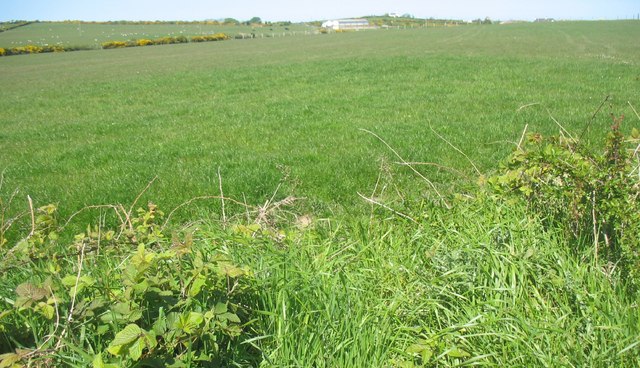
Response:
[429, 125, 481, 176]
[360, 128, 450, 208]
[357, 192, 418, 224]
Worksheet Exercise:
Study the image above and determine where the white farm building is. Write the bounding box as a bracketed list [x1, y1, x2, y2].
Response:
[321, 18, 371, 30]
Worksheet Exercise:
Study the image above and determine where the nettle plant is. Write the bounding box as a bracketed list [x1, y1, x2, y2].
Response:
[489, 115, 640, 285]
[0, 203, 258, 367]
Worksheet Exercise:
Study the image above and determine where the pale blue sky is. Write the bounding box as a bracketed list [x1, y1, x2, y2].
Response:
[2, 0, 638, 22]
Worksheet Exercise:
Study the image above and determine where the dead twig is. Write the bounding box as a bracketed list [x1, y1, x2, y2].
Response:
[578, 95, 610, 139]
[395, 161, 469, 179]
[517, 102, 541, 112]
[546, 108, 575, 141]
[124, 176, 158, 230]
[255, 196, 304, 225]
[429, 125, 481, 176]
[357, 192, 418, 224]
[517, 124, 529, 151]
[53, 237, 87, 351]
[360, 128, 450, 208]
[162, 195, 249, 230]
[629, 101, 640, 121]
[61, 204, 124, 231]
[27, 195, 35, 238]
[217, 167, 227, 228]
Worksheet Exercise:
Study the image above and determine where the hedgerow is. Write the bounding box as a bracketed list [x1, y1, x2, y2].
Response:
[101, 33, 228, 50]
[0, 44, 93, 56]
[190, 33, 229, 42]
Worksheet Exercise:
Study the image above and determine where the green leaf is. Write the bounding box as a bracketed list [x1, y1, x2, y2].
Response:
[175, 312, 204, 334]
[214, 302, 227, 315]
[109, 324, 142, 348]
[128, 338, 144, 361]
[217, 262, 245, 278]
[92, 352, 118, 368]
[188, 274, 207, 297]
[220, 312, 241, 323]
[143, 330, 158, 350]
[36, 302, 55, 320]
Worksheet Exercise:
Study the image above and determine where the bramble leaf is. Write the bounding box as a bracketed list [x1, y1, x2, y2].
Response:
[109, 323, 142, 348]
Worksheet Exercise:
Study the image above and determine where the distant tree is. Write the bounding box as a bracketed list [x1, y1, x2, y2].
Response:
[248, 17, 262, 24]
[482, 17, 493, 24]
[224, 18, 240, 25]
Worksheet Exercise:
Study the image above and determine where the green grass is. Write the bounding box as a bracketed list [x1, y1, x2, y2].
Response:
[1, 21, 638, 223]
[1, 20, 639, 367]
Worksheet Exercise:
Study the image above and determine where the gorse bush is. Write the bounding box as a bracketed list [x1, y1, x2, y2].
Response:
[0, 44, 92, 56]
[489, 115, 640, 287]
[136, 39, 154, 47]
[101, 41, 128, 49]
[190, 33, 229, 43]
[100, 34, 228, 50]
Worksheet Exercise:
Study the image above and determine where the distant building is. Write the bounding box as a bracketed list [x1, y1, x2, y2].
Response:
[534, 18, 555, 22]
[388, 13, 401, 18]
[321, 19, 371, 30]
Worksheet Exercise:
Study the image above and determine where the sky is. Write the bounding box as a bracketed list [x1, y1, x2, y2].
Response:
[1, 0, 639, 23]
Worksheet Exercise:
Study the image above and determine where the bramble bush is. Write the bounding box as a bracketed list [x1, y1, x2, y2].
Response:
[489, 115, 640, 287]
[0, 203, 261, 367]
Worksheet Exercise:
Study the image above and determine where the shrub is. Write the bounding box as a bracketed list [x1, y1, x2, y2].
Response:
[10, 45, 43, 55]
[102, 41, 127, 49]
[0, 47, 5, 56]
[153, 37, 176, 45]
[489, 116, 640, 286]
[0, 203, 260, 366]
[41, 45, 65, 53]
[136, 38, 154, 46]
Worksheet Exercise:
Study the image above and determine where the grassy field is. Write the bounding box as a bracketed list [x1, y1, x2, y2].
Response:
[1, 21, 638, 220]
[0, 22, 314, 49]
[1, 20, 640, 367]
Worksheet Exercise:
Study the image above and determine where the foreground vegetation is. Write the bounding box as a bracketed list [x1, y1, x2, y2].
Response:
[1, 124, 639, 366]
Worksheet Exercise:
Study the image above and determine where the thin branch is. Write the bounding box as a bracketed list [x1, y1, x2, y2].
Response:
[580, 95, 610, 139]
[55, 238, 88, 350]
[360, 128, 449, 208]
[517, 102, 541, 112]
[61, 204, 124, 231]
[429, 125, 481, 176]
[395, 161, 469, 178]
[357, 192, 418, 224]
[162, 195, 250, 230]
[517, 124, 529, 151]
[592, 191, 599, 265]
[217, 167, 227, 228]
[629, 101, 640, 121]
[546, 108, 575, 141]
[127, 175, 158, 221]
[27, 195, 35, 238]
